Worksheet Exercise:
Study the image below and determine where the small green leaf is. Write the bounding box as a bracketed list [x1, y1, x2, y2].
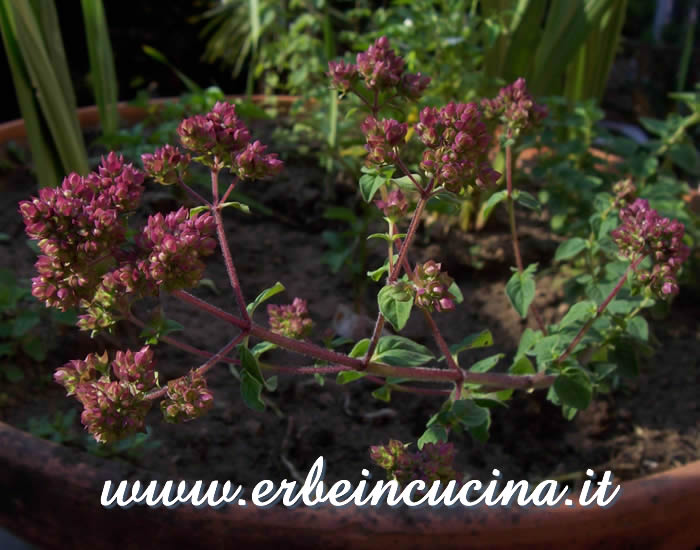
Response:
[367, 232, 406, 242]
[240, 371, 265, 411]
[509, 355, 535, 375]
[505, 263, 537, 318]
[417, 423, 448, 449]
[513, 190, 541, 212]
[251, 341, 277, 358]
[372, 335, 434, 366]
[219, 201, 251, 214]
[371, 385, 392, 402]
[448, 281, 464, 304]
[555, 238, 587, 261]
[349, 339, 370, 358]
[247, 282, 285, 315]
[553, 367, 592, 411]
[139, 317, 184, 345]
[391, 174, 423, 190]
[626, 316, 648, 342]
[469, 353, 504, 373]
[447, 329, 493, 358]
[377, 284, 414, 331]
[559, 301, 596, 329]
[12, 311, 40, 338]
[452, 399, 490, 428]
[359, 173, 384, 202]
[482, 190, 507, 219]
[336, 370, 367, 384]
[189, 205, 211, 216]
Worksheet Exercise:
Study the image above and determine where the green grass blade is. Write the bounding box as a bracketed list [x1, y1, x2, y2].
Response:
[0, 0, 63, 187]
[81, 0, 119, 134]
[9, 1, 88, 176]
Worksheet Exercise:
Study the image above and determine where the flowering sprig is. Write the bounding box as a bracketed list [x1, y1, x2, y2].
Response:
[412, 261, 456, 313]
[328, 37, 430, 100]
[416, 103, 500, 193]
[268, 298, 313, 340]
[370, 440, 460, 486]
[54, 346, 157, 444]
[161, 370, 214, 423]
[481, 77, 548, 135]
[141, 145, 191, 186]
[612, 199, 689, 297]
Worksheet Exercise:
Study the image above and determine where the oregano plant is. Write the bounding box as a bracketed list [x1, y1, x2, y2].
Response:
[20, 38, 690, 485]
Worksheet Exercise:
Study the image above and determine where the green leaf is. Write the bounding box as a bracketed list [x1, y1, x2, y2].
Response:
[21, 337, 46, 362]
[372, 335, 434, 366]
[553, 367, 592, 411]
[220, 201, 251, 214]
[505, 263, 537, 318]
[391, 174, 423, 190]
[448, 281, 463, 304]
[555, 238, 587, 261]
[251, 341, 277, 358]
[668, 142, 699, 175]
[509, 355, 535, 375]
[377, 284, 414, 331]
[447, 329, 494, 358]
[367, 232, 406, 242]
[336, 370, 367, 384]
[558, 300, 596, 329]
[139, 317, 184, 345]
[359, 173, 384, 202]
[246, 282, 285, 315]
[349, 339, 370, 358]
[513, 189, 541, 212]
[371, 385, 392, 402]
[469, 353, 504, 373]
[240, 371, 265, 411]
[189, 205, 211, 216]
[452, 399, 490, 428]
[11, 310, 40, 338]
[626, 316, 648, 342]
[516, 328, 541, 359]
[417, 423, 448, 449]
[482, 190, 507, 219]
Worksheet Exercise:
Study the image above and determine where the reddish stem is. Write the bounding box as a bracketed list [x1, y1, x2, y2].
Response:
[210, 167, 250, 323]
[557, 256, 644, 364]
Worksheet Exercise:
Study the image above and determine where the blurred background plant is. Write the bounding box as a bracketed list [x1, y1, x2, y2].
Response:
[0, 0, 118, 187]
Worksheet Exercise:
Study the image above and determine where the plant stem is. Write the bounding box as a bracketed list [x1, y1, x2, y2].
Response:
[211, 166, 250, 323]
[557, 255, 644, 364]
[171, 288, 556, 388]
[126, 312, 240, 366]
[421, 308, 463, 397]
[505, 143, 548, 334]
[177, 177, 210, 207]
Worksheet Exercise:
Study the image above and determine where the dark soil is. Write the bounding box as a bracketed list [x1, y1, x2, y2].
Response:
[0, 123, 697, 494]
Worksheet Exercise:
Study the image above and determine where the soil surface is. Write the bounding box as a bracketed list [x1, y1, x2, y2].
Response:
[0, 121, 697, 494]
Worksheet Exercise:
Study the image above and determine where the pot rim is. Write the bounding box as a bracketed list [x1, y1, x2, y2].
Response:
[0, 420, 698, 549]
[0, 94, 300, 143]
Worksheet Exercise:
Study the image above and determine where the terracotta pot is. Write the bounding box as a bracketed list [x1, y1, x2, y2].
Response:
[1, 101, 698, 549]
[0, 94, 299, 142]
[0, 421, 698, 550]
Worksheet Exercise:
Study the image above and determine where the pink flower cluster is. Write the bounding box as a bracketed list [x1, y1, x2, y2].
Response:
[267, 298, 313, 340]
[177, 101, 283, 178]
[412, 260, 456, 312]
[416, 102, 500, 193]
[139, 207, 217, 291]
[370, 439, 459, 486]
[19, 153, 145, 311]
[375, 189, 408, 219]
[141, 144, 191, 186]
[161, 370, 214, 423]
[481, 77, 547, 131]
[611, 199, 689, 297]
[21, 154, 219, 334]
[361, 116, 408, 165]
[328, 37, 430, 99]
[54, 346, 157, 444]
